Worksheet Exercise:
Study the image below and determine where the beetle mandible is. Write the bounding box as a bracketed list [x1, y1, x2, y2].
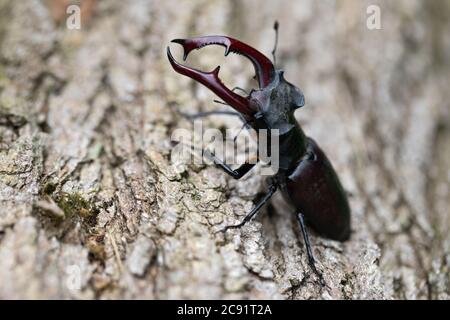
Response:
[166, 23, 351, 284]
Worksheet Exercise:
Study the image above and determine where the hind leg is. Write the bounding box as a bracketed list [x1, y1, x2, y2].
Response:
[296, 212, 326, 286]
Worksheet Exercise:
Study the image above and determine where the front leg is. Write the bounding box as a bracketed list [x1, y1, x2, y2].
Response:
[203, 149, 256, 179]
[178, 109, 244, 121]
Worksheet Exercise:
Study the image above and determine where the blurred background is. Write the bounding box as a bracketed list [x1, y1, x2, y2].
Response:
[0, 0, 449, 299]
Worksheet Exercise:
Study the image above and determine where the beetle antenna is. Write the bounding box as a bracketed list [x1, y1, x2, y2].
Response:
[232, 86, 249, 95]
[271, 21, 279, 67]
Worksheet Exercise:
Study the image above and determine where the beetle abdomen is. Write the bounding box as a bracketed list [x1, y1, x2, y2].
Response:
[285, 138, 351, 241]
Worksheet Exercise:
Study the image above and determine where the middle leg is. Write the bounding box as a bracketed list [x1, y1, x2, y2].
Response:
[220, 183, 278, 233]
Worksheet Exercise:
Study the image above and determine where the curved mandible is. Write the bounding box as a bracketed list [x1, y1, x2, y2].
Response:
[167, 47, 255, 116]
[172, 36, 275, 88]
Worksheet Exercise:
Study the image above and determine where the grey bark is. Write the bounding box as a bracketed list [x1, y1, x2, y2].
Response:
[0, 0, 449, 299]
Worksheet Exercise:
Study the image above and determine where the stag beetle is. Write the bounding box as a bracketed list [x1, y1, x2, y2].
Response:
[167, 23, 350, 284]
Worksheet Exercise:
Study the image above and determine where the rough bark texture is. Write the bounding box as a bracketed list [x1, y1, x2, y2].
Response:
[0, 0, 449, 299]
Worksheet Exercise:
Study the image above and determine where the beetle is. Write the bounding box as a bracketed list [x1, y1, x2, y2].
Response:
[166, 23, 350, 284]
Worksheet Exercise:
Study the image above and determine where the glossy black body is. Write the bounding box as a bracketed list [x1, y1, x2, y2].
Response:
[249, 71, 350, 241]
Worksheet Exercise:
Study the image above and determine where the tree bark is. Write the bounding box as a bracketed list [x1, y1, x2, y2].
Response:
[0, 0, 449, 299]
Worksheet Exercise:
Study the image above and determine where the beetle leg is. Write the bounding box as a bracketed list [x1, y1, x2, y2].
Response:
[232, 86, 249, 95]
[178, 108, 256, 175]
[178, 110, 242, 120]
[232, 122, 252, 143]
[203, 149, 257, 180]
[220, 184, 277, 233]
[179, 108, 252, 128]
[296, 212, 326, 287]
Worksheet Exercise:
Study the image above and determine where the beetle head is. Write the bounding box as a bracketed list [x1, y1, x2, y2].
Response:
[167, 36, 305, 130]
[249, 71, 305, 133]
